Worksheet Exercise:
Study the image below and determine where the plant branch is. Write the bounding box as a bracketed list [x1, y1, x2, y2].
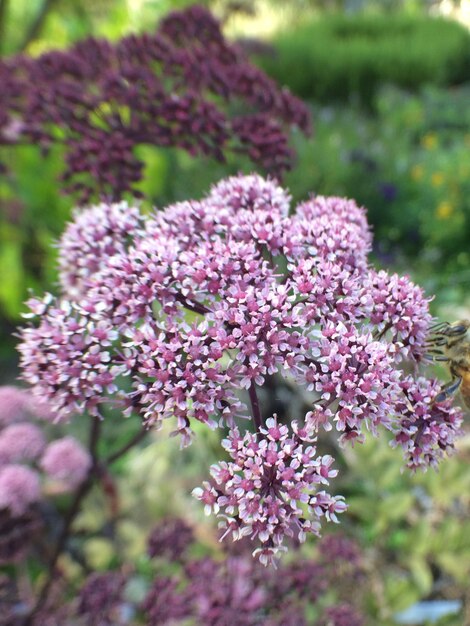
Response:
[106, 426, 149, 465]
[175, 292, 210, 316]
[25, 416, 149, 623]
[25, 418, 102, 624]
[248, 380, 263, 432]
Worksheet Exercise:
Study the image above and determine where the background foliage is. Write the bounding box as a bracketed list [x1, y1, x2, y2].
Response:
[257, 13, 470, 106]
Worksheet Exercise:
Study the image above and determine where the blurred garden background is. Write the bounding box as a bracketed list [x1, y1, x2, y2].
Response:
[1, 0, 470, 624]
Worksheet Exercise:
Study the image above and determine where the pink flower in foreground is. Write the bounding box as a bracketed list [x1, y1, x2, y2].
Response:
[19, 297, 122, 420]
[391, 377, 463, 470]
[58, 201, 144, 299]
[40, 437, 92, 489]
[193, 416, 346, 565]
[0, 465, 41, 516]
[18, 173, 463, 561]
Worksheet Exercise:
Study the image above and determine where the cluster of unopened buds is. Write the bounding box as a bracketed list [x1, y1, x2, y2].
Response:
[18, 174, 463, 564]
[0, 5, 310, 200]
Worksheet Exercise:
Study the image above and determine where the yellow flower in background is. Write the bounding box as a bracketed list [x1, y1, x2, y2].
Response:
[422, 133, 438, 150]
[411, 164, 424, 181]
[436, 201, 454, 220]
[431, 172, 444, 187]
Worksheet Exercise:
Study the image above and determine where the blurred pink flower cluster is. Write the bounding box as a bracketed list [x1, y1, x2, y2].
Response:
[18, 174, 463, 563]
[0, 386, 91, 519]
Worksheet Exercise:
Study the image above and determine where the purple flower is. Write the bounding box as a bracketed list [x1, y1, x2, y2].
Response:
[304, 323, 401, 443]
[40, 436, 92, 489]
[318, 533, 363, 573]
[126, 319, 242, 443]
[293, 196, 372, 271]
[185, 556, 267, 625]
[77, 572, 126, 626]
[147, 517, 194, 561]
[319, 604, 365, 626]
[0, 464, 41, 516]
[142, 576, 191, 625]
[368, 270, 432, 360]
[378, 181, 398, 202]
[193, 416, 346, 565]
[1, 7, 310, 201]
[142, 524, 367, 624]
[0, 508, 42, 564]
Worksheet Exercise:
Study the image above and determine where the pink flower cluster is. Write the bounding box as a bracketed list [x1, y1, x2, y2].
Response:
[193, 417, 346, 565]
[0, 386, 91, 518]
[58, 201, 145, 299]
[20, 296, 121, 420]
[18, 174, 463, 562]
[391, 376, 463, 470]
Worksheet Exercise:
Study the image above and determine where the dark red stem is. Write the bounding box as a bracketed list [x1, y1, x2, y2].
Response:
[249, 380, 263, 432]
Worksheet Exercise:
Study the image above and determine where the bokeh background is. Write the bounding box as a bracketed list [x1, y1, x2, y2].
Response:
[1, 1, 470, 624]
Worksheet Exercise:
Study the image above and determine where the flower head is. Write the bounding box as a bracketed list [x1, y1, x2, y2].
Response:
[0, 465, 41, 516]
[19, 296, 122, 420]
[1, 7, 310, 200]
[40, 436, 92, 489]
[392, 377, 463, 470]
[0, 423, 46, 465]
[147, 517, 194, 561]
[369, 271, 432, 360]
[193, 416, 346, 565]
[0, 386, 28, 426]
[18, 173, 461, 562]
[293, 196, 371, 270]
[58, 201, 144, 299]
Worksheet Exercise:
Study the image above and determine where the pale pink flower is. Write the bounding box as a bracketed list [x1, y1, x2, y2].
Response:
[0, 464, 41, 516]
[0, 386, 28, 426]
[0, 423, 46, 465]
[40, 436, 92, 489]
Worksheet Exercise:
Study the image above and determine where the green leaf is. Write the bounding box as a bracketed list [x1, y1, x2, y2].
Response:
[409, 557, 433, 595]
[0, 235, 24, 318]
